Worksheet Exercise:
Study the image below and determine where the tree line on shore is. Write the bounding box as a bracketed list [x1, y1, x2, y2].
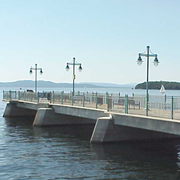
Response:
[135, 81, 180, 90]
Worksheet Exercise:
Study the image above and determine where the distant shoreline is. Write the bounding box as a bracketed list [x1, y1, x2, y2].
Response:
[0, 80, 135, 88]
[135, 81, 180, 90]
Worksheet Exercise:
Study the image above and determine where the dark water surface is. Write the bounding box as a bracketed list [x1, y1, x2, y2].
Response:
[1, 89, 180, 179]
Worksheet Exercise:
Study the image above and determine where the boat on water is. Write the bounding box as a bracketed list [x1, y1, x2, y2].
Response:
[160, 84, 165, 93]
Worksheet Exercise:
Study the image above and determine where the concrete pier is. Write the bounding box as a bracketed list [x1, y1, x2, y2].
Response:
[90, 115, 120, 143]
[3, 101, 36, 117]
[90, 115, 178, 143]
[33, 108, 95, 126]
[3, 100, 180, 143]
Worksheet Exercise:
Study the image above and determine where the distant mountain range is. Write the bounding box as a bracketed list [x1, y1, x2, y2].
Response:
[80, 82, 136, 88]
[0, 80, 136, 88]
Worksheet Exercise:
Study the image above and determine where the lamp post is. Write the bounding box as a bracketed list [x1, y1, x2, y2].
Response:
[66, 57, 83, 96]
[29, 64, 43, 94]
[137, 46, 159, 116]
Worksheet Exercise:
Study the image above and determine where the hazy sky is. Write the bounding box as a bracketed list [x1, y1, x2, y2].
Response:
[0, 0, 179, 84]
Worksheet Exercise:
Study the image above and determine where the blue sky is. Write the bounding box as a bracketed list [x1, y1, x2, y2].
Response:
[0, 0, 179, 84]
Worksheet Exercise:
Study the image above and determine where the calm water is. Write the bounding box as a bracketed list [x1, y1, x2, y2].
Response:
[1, 87, 180, 179]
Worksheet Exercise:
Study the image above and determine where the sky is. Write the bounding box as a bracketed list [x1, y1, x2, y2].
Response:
[0, 0, 180, 85]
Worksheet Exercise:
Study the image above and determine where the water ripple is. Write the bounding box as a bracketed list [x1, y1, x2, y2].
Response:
[0, 99, 180, 179]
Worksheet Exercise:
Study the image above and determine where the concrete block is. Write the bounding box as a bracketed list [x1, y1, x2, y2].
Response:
[33, 108, 61, 126]
[3, 102, 36, 117]
[33, 108, 96, 127]
[90, 115, 120, 143]
[90, 114, 178, 143]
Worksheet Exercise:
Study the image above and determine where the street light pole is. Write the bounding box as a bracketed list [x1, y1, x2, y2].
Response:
[35, 64, 38, 94]
[146, 46, 150, 116]
[29, 64, 43, 94]
[73, 57, 75, 96]
[137, 46, 159, 116]
[66, 57, 83, 96]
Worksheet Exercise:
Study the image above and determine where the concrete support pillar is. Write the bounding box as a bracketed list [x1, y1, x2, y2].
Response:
[33, 108, 95, 127]
[33, 108, 62, 126]
[90, 114, 179, 143]
[90, 115, 120, 143]
[3, 102, 36, 117]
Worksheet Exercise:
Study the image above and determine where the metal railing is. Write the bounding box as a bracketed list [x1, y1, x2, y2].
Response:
[3, 90, 180, 120]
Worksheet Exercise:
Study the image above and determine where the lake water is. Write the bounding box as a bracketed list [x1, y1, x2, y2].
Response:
[3, 86, 180, 96]
[1, 87, 180, 180]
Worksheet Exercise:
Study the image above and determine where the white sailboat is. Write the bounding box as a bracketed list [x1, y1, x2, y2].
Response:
[160, 84, 165, 93]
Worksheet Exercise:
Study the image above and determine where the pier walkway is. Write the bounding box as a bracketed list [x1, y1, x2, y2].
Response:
[3, 90, 180, 120]
[3, 90, 180, 143]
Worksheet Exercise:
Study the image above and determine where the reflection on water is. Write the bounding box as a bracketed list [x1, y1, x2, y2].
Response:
[1, 116, 180, 179]
[92, 142, 180, 179]
[5, 116, 35, 127]
[5, 117, 95, 141]
[33, 125, 95, 141]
